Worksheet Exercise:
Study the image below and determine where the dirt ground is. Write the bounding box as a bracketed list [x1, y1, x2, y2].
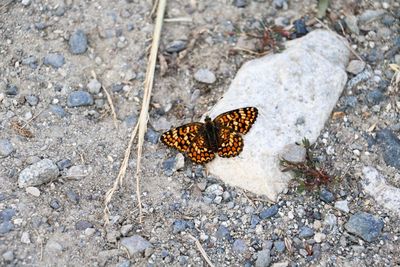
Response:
[1, 0, 400, 266]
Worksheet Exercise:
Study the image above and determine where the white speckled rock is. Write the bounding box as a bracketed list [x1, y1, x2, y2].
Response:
[362, 166, 400, 216]
[206, 30, 350, 201]
[18, 159, 59, 188]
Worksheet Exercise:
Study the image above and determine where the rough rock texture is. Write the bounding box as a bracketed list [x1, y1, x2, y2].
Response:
[18, 159, 60, 188]
[207, 30, 350, 200]
[362, 166, 400, 216]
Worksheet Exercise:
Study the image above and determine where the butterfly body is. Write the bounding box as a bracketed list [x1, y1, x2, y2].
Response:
[161, 107, 258, 164]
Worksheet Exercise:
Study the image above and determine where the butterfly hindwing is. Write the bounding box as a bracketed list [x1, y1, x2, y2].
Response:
[213, 107, 258, 134]
[217, 127, 244, 158]
[160, 122, 203, 153]
[187, 134, 216, 164]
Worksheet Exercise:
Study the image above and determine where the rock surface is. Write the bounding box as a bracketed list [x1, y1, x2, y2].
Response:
[207, 30, 350, 200]
[344, 212, 384, 242]
[362, 166, 400, 216]
[18, 159, 60, 188]
[120, 235, 152, 257]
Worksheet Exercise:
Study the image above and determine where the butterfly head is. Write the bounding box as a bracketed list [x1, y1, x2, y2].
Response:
[205, 116, 212, 122]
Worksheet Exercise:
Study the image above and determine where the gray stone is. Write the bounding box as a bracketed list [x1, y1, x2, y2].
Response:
[376, 129, 400, 170]
[0, 221, 14, 234]
[344, 96, 358, 108]
[21, 0, 31, 6]
[5, 84, 18, 95]
[273, 0, 287, 9]
[216, 225, 231, 240]
[56, 159, 72, 170]
[45, 239, 63, 254]
[50, 198, 61, 209]
[162, 157, 176, 176]
[194, 69, 216, 84]
[274, 241, 285, 253]
[0, 208, 16, 222]
[120, 235, 152, 257]
[2, 250, 14, 262]
[50, 105, 67, 117]
[260, 205, 279, 219]
[18, 159, 59, 188]
[346, 60, 365, 75]
[362, 167, 400, 216]
[334, 200, 349, 213]
[44, 53, 65, 68]
[344, 15, 359, 35]
[75, 220, 93, 230]
[25, 95, 39, 106]
[67, 91, 94, 107]
[205, 184, 223, 196]
[366, 90, 384, 106]
[66, 190, 80, 204]
[22, 56, 38, 69]
[165, 40, 187, 53]
[255, 249, 271, 267]
[0, 139, 14, 158]
[34, 22, 47, 30]
[145, 128, 159, 144]
[345, 212, 384, 242]
[358, 9, 386, 23]
[69, 29, 88, 54]
[87, 79, 101, 94]
[206, 30, 349, 200]
[320, 189, 334, 203]
[299, 226, 314, 238]
[233, 0, 247, 8]
[120, 224, 133, 236]
[172, 220, 188, 234]
[232, 239, 247, 254]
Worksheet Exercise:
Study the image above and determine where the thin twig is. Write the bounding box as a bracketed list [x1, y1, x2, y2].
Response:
[103, 121, 139, 224]
[135, 0, 166, 223]
[187, 234, 215, 267]
[315, 18, 365, 63]
[102, 86, 118, 129]
[164, 17, 192, 23]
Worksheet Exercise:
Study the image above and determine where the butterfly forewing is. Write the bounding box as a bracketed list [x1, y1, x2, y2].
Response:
[187, 135, 216, 164]
[217, 127, 244, 158]
[213, 107, 258, 134]
[160, 122, 203, 152]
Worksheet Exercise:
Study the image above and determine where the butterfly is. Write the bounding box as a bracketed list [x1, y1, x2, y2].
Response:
[160, 107, 258, 164]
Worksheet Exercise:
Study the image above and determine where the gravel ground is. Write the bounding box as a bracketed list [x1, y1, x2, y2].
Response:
[1, 0, 399, 266]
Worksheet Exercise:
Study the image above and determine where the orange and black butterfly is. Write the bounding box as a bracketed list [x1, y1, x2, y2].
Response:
[160, 107, 258, 164]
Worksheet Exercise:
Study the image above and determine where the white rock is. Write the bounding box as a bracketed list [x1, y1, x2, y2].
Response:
[175, 153, 185, 170]
[334, 200, 350, 213]
[346, 60, 366, 75]
[362, 166, 400, 216]
[21, 232, 31, 244]
[26, 186, 40, 197]
[314, 232, 326, 243]
[87, 79, 102, 94]
[194, 69, 216, 84]
[18, 159, 59, 188]
[206, 30, 350, 201]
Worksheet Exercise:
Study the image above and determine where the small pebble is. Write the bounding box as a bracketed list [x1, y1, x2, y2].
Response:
[366, 90, 384, 106]
[87, 79, 102, 94]
[0, 139, 14, 158]
[21, 0, 31, 6]
[50, 105, 67, 117]
[56, 159, 72, 170]
[216, 225, 231, 240]
[26, 186, 40, 197]
[175, 153, 185, 171]
[120, 224, 133, 236]
[50, 198, 61, 209]
[69, 29, 88, 54]
[232, 239, 247, 254]
[66, 190, 80, 204]
[165, 40, 187, 53]
[5, 84, 18, 96]
[145, 128, 159, 144]
[334, 200, 350, 213]
[314, 232, 326, 243]
[194, 69, 216, 84]
[0, 221, 14, 234]
[344, 15, 359, 35]
[21, 231, 30, 244]
[274, 240, 286, 253]
[273, 0, 287, 9]
[346, 60, 365, 75]
[18, 159, 59, 188]
[233, 0, 247, 8]
[320, 189, 334, 203]
[44, 53, 65, 68]
[85, 228, 96, 236]
[344, 212, 384, 242]
[172, 220, 188, 234]
[22, 56, 38, 69]
[255, 249, 271, 267]
[25, 95, 39, 106]
[260, 205, 279, 219]
[75, 220, 93, 230]
[2, 250, 14, 262]
[120, 235, 152, 257]
[299, 226, 315, 238]
[67, 91, 94, 107]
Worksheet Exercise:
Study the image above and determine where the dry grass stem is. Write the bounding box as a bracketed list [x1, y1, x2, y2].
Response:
[102, 86, 118, 129]
[164, 17, 192, 23]
[187, 234, 215, 267]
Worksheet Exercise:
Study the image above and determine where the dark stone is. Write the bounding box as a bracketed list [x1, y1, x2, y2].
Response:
[299, 226, 315, 238]
[111, 83, 124, 93]
[50, 105, 67, 117]
[320, 189, 334, 203]
[75, 220, 93, 230]
[273, 0, 287, 9]
[233, 0, 247, 8]
[165, 40, 187, 53]
[259, 205, 279, 219]
[172, 220, 188, 234]
[0, 209, 16, 222]
[145, 128, 159, 144]
[44, 53, 65, 68]
[162, 157, 176, 176]
[22, 56, 38, 69]
[366, 49, 383, 64]
[0, 221, 14, 234]
[376, 129, 400, 170]
[25, 95, 39, 106]
[5, 84, 18, 96]
[274, 240, 285, 253]
[344, 212, 384, 242]
[66, 190, 80, 204]
[366, 90, 384, 106]
[67, 91, 94, 107]
[56, 159, 72, 170]
[344, 96, 357, 109]
[54, 5, 66, 16]
[50, 199, 61, 209]
[34, 22, 47, 30]
[69, 29, 88, 54]
[293, 18, 308, 38]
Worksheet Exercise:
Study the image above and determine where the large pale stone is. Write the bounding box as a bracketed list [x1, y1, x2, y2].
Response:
[362, 166, 400, 216]
[206, 30, 350, 201]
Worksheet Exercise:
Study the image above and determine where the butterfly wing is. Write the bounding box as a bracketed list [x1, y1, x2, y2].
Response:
[217, 127, 244, 158]
[187, 134, 216, 164]
[213, 107, 258, 134]
[160, 122, 203, 153]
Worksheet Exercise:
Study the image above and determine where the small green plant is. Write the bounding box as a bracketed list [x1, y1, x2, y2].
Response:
[280, 138, 334, 190]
